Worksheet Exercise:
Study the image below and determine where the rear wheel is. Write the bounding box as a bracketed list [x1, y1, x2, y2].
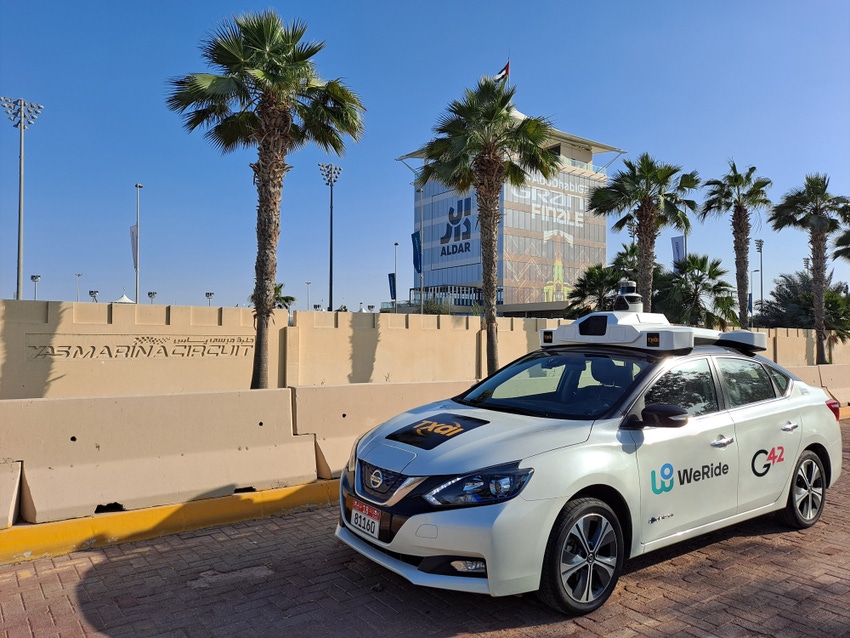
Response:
[776, 450, 826, 529]
[538, 498, 624, 615]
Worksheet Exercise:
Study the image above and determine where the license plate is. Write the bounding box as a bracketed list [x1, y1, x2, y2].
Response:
[350, 498, 381, 539]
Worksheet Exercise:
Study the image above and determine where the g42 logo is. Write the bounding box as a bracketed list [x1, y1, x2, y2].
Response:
[651, 463, 675, 494]
[751, 446, 785, 477]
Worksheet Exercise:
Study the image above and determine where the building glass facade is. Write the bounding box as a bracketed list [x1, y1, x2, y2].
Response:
[408, 129, 621, 311]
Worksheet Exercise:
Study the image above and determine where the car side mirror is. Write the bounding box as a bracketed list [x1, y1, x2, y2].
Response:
[641, 403, 690, 428]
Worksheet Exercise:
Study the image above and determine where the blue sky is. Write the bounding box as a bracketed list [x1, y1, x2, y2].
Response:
[1, 0, 848, 309]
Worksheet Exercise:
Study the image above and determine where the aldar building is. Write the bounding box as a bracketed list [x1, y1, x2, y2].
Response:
[401, 124, 624, 317]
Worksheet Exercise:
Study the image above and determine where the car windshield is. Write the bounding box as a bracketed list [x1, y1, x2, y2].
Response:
[457, 349, 653, 419]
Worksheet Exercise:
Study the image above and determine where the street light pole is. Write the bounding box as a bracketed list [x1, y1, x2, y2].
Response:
[305, 281, 311, 310]
[31, 274, 40, 300]
[394, 242, 399, 312]
[75, 273, 82, 302]
[755, 239, 764, 314]
[397, 158, 426, 314]
[2, 97, 44, 300]
[134, 183, 143, 303]
[318, 163, 342, 311]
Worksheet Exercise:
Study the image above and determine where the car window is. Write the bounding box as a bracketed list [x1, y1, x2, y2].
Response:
[643, 358, 718, 417]
[765, 365, 791, 396]
[716, 357, 776, 408]
[459, 351, 650, 419]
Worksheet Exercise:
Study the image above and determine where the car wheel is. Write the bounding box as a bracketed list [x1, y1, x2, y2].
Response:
[538, 497, 624, 615]
[776, 450, 826, 529]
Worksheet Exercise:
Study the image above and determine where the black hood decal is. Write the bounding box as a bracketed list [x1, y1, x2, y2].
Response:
[385, 412, 490, 450]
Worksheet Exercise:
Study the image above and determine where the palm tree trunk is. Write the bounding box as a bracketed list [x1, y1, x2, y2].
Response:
[475, 173, 502, 376]
[250, 104, 289, 389]
[810, 230, 828, 365]
[732, 203, 751, 327]
[636, 204, 657, 313]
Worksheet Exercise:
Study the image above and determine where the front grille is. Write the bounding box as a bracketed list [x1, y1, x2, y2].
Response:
[359, 460, 408, 502]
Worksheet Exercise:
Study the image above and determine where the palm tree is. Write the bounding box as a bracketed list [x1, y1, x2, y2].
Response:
[769, 174, 850, 364]
[565, 264, 622, 317]
[250, 283, 296, 310]
[760, 270, 850, 337]
[416, 77, 560, 375]
[166, 11, 365, 388]
[665, 254, 738, 329]
[699, 161, 772, 328]
[610, 242, 639, 281]
[588, 153, 700, 312]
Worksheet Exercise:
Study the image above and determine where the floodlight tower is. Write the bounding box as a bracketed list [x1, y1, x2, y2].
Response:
[318, 163, 342, 311]
[1, 96, 44, 300]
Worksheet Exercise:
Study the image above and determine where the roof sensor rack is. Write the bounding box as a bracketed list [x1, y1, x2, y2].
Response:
[540, 311, 767, 352]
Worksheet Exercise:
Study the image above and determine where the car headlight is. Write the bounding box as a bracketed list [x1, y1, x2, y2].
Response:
[347, 434, 364, 473]
[424, 462, 533, 507]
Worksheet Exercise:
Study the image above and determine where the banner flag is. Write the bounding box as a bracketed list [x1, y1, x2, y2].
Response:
[130, 225, 138, 270]
[671, 235, 685, 272]
[388, 273, 396, 301]
[411, 231, 422, 274]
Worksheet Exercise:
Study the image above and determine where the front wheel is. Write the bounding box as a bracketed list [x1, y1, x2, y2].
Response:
[776, 450, 826, 529]
[537, 497, 625, 615]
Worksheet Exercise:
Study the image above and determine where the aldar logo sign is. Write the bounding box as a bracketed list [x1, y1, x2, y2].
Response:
[431, 196, 480, 271]
[440, 197, 473, 256]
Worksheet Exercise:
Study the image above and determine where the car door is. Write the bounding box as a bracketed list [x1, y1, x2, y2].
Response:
[715, 356, 802, 514]
[631, 357, 739, 545]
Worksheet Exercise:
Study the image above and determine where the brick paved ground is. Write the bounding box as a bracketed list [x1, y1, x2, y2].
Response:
[1, 422, 848, 638]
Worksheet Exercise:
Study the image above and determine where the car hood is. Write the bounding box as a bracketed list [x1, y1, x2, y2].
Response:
[357, 399, 594, 476]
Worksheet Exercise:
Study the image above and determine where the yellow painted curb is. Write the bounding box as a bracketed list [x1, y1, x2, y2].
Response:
[0, 480, 340, 565]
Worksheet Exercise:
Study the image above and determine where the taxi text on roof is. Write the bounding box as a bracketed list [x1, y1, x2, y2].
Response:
[540, 311, 767, 352]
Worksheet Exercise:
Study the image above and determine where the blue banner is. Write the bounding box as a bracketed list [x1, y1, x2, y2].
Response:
[388, 273, 396, 301]
[411, 231, 421, 274]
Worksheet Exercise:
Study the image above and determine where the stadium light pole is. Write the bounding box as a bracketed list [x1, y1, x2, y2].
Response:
[750, 269, 759, 328]
[205, 292, 214, 306]
[755, 239, 764, 313]
[148, 291, 157, 304]
[2, 97, 44, 300]
[318, 163, 342, 311]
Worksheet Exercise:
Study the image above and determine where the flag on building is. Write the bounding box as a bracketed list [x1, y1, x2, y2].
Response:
[494, 61, 510, 82]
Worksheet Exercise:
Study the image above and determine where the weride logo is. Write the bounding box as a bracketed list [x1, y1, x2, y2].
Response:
[651, 461, 730, 495]
[386, 412, 489, 450]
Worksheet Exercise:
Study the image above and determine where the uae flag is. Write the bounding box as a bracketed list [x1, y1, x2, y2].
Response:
[494, 61, 510, 81]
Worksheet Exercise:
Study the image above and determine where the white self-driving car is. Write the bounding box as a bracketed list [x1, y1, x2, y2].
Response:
[335, 310, 843, 615]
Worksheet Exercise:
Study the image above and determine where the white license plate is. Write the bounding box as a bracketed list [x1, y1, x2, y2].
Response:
[350, 499, 381, 539]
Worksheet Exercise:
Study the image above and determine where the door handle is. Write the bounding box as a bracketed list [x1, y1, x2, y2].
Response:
[711, 436, 735, 448]
[781, 422, 799, 432]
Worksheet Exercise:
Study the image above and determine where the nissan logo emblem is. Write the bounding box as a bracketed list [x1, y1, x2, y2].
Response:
[370, 469, 384, 489]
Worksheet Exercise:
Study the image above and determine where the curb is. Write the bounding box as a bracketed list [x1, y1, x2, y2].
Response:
[0, 480, 340, 565]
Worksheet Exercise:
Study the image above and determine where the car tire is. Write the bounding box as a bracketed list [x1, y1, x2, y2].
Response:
[776, 450, 826, 529]
[537, 497, 624, 615]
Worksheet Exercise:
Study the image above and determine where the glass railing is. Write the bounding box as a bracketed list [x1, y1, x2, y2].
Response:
[558, 156, 607, 175]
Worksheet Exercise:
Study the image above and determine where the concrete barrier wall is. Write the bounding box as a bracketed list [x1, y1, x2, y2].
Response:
[0, 389, 316, 524]
[0, 300, 272, 400]
[293, 381, 476, 479]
